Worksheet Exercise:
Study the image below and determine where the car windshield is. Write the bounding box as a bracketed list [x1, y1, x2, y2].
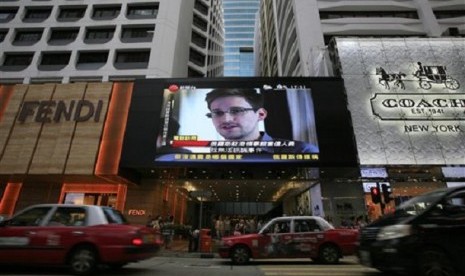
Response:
[396, 189, 448, 216]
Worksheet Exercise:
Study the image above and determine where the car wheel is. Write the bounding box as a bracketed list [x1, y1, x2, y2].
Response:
[419, 249, 457, 276]
[68, 246, 98, 276]
[318, 244, 340, 264]
[231, 245, 250, 265]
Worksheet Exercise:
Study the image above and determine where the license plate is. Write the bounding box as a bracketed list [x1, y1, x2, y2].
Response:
[143, 234, 155, 243]
[359, 250, 371, 266]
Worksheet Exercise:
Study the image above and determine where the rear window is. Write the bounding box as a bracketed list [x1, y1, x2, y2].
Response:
[102, 207, 128, 224]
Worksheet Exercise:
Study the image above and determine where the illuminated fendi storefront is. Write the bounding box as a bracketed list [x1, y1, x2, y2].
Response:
[331, 37, 465, 219]
[0, 82, 190, 224]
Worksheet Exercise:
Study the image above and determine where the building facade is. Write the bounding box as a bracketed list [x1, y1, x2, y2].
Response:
[256, 0, 465, 77]
[255, 0, 465, 224]
[223, 0, 260, 76]
[0, 0, 224, 84]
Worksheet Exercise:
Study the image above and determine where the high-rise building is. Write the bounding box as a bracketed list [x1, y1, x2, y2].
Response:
[223, 0, 259, 76]
[0, 0, 224, 84]
[256, 0, 464, 77]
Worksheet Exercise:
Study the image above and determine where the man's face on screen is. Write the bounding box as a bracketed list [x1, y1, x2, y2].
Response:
[209, 96, 267, 141]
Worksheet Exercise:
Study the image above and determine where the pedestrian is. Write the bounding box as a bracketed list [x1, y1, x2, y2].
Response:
[188, 226, 199, 252]
[162, 215, 175, 249]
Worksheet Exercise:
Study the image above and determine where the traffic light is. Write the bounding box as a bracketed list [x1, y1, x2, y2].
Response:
[381, 183, 392, 204]
[370, 186, 381, 204]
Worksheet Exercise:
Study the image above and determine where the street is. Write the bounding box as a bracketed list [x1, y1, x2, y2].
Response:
[0, 256, 385, 276]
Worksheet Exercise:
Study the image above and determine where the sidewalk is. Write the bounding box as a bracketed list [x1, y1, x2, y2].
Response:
[158, 238, 218, 258]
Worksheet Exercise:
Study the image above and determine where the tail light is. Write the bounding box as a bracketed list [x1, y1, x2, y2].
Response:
[132, 238, 143, 246]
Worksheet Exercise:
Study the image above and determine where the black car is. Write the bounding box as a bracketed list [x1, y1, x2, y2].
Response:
[358, 186, 465, 276]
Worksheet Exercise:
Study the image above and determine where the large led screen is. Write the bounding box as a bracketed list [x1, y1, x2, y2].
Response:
[120, 77, 357, 167]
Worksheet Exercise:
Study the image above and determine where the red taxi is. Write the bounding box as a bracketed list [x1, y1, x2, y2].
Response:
[0, 204, 163, 275]
[218, 216, 358, 265]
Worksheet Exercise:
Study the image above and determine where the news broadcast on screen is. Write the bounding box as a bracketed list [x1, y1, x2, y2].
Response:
[120, 77, 357, 168]
[155, 83, 319, 163]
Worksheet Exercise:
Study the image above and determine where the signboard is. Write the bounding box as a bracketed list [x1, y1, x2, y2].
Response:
[333, 37, 465, 165]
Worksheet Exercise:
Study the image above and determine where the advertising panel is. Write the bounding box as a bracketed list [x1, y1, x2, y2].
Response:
[120, 77, 357, 167]
[333, 37, 465, 165]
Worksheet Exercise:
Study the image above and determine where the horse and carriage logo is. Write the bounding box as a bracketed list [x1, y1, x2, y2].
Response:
[376, 62, 460, 90]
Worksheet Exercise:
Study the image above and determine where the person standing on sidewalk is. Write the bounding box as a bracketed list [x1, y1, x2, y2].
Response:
[162, 215, 175, 249]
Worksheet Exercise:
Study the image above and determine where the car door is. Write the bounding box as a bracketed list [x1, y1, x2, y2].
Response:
[421, 190, 465, 270]
[257, 219, 290, 258]
[31, 206, 89, 264]
[0, 206, 52, 264]
[291, 218, 322, 258]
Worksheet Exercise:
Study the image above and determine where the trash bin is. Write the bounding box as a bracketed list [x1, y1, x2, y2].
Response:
[199, 228, 212, 253]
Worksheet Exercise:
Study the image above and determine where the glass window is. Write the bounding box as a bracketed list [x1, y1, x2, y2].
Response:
[92, 6, 120, 19]
[102, 207, 127, 224]
[8, 207, 51, 226]
[24, 8, 52, 20]
[14, 30, 42, 42]
[58, 7, 86, 20]
[48, 207, 87, 226]
[77, 51, 108, 63]
[127, 4, 159, 18]
[85, 28, 115, 40]
[49, 28, 79, 41]
[115, 50, 150, 63]
[40, 52, 71, 65]
[3, 53, 33, 66]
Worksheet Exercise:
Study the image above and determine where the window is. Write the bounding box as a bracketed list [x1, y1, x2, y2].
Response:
[77, 51, 109, 64]
[49, 28, 79, 43]
[0, 29, 8, 42]
[127, 3, 159, 18]
[48, 207, 87, 227]
[193, 14, 208, 31]
[92, 5, 120, 19]
[121, 26, 154, 42]
[191, 31, 207, 48]
[194, 0, 208, 16]
[40, 52, 71, 66]
[189, 48, 206, 67]
[114, 50, 150, 69]
[0, 7, 18, 22]
[2, 53, 34, 66]
[58, 6, 86, 21]
[85, 27, 115, 43]
[115, 50, 150, 63]
[8, 207, 51, 226]
[13, 30, 43, 45]
[24, 7, 52, 22]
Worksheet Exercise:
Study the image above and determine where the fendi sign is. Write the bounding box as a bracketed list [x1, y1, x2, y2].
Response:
[18, 100, 104, 123]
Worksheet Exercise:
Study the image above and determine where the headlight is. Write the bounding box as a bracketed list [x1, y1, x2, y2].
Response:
[377, 224, 412, 241]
